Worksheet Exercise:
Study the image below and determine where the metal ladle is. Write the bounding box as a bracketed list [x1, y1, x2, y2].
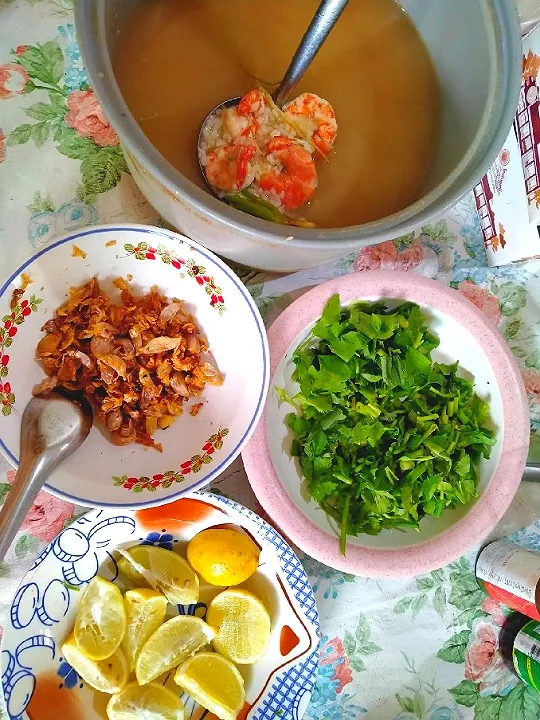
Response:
[198, 0, 349, 185]
[0, 392, 93, 561]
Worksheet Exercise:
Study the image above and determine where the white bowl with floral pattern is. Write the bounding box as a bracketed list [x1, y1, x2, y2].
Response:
[0, 224, 269, 508]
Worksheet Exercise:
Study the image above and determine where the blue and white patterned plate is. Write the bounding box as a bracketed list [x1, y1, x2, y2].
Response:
[1, 492, 319, 720]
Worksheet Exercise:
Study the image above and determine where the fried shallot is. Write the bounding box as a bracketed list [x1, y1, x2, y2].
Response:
[34, 278, 223, 451]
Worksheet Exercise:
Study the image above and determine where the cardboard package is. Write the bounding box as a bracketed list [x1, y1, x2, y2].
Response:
[474, 27, 540, 265]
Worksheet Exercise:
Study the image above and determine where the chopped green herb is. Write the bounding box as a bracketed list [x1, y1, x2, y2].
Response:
[61, 581, 81, 592]
[279, 295, 495, 553]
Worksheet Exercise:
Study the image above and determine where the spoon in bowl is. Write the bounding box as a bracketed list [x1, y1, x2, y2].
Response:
[0, 391, 93, 561]
[198, 0, 349, 186]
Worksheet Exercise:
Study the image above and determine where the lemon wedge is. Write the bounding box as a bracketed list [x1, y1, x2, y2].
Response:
[206, 588, 271, 664]
[107, 681, 185, 720]
[122, 588, 168, 671]
[187, 528, 260, 586]
[61, 634, 128, 694]
[174, 652, 245, 720]
[135, 615, 216, 685]
[117, 546, 199, 605]
[74, 576, 127, 660]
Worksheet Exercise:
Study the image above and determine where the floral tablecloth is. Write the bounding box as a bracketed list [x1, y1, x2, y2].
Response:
[2, 2, 540, 719]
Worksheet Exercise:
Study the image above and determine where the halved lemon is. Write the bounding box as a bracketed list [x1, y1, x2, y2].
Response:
[117, 546, 199, 605]
[61, 634, 128, 694]
[122, 588, 168, 671]
[187, 528, 260, 586]
[107, 681, 185, 720]
[74, 576, 127, 660]
[135, 615, 216, 685]
[174, 652, 245, 720]
[206, 588, 271, 664]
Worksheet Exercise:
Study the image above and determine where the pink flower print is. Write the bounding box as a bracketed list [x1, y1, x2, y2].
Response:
[397, 240, 424, 271]
[465, 621, 497, 682]
[65, 89, 119, 147]
[523, 370, 540, 405]
[7, 470, 75, 542]
[0, 63, 29, 99]
[319, 637, 353, 693]
[480, 597, 508, 627]
[353, 239, 426, 273]
[353, 241, 398, 272]
[464, 616, 518, 696]
[458, 280, 501, 326]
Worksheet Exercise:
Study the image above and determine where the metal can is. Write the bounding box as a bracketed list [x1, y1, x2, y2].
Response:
[475, 539, 540, 621]
[513, 620, 540, 690]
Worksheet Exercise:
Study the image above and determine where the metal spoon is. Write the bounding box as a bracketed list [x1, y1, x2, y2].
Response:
[0, 392, 93, 561]
[198, 0, 349, 184]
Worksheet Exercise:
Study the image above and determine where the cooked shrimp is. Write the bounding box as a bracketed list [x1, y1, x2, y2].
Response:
[221, 89, 269, 141]
[222, 106, 255, 140]
[238, 89, 267, 117]
[205, 143, 257, 193]
[257, 136, 318, 211]
[283, 92, 337, 155]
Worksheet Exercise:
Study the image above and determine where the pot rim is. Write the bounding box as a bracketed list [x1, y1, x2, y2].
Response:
[75, 0, 521, 250]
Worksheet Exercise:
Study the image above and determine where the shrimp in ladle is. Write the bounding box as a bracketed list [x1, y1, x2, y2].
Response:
[205, 144, 258, 193]
[283, 92, 337, 155]
[258, 136, 318, 211]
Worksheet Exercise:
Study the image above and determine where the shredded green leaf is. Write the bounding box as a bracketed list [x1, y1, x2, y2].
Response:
[61, 581, 81, 592]
[279, 295, 495, 552]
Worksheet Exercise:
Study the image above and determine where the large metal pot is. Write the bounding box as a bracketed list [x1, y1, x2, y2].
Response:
[75, 1, 521, 272]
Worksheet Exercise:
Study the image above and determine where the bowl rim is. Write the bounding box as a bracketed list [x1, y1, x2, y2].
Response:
[0, 223, 270, 509]
[242, 270, 530, 577]
[74, 0, 521, 249]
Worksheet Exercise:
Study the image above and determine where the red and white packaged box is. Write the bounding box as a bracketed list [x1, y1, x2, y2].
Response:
[473, 125, 539, 266]
[516, 34, 540, 224]
[474, 24, 540, 266]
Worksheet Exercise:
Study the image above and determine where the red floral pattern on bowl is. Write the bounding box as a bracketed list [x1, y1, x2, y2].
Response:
[0, 293, 42, 416]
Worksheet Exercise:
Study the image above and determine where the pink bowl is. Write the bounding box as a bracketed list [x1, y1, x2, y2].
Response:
[242, 271, 529, 577]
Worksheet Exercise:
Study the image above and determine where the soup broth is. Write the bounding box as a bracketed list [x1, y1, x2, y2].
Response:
[115, 0, 440, 228]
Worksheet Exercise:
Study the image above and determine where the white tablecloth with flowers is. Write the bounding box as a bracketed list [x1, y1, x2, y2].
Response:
[2, 3, 540, 719]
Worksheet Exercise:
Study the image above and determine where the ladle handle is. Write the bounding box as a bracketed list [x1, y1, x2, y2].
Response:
[522, 462, 540, 482]
[0, 453, 48, 561]
[272, 0, 349, 107]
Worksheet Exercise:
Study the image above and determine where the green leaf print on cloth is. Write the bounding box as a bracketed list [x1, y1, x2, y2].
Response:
[394, 568, 447, 618]
[393, 653, 464, 720]
[343, 614, 381, 672]
[391, 552, 536, 718]
[493, 281, 528, 317]
[449, 680, 480, 707]
[472, 685, 540, 720]
[3, 37, 128, 202]
[434, 555, 540, 719]
[14, 533, 39, 558]
[438, 631, 469, 664]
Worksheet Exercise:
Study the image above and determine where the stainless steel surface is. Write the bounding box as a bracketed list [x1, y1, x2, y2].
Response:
[273, 0, 348, 107]
[198, 0, 348, 188]
[0, 393, 93, 560]
[523, 462, 540, 482]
